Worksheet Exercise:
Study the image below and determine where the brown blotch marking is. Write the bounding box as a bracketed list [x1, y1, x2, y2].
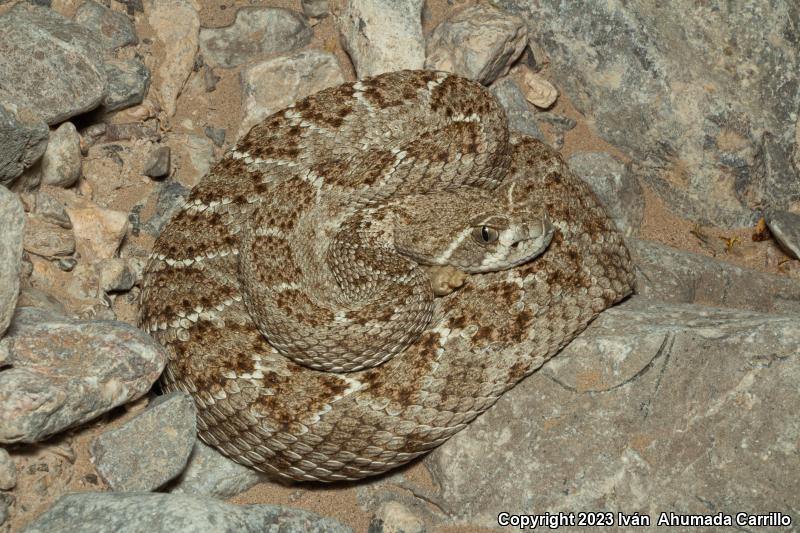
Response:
[274, 288, 334, 326]
[359, 331, 441, 406]
[159, 210, 238, 259]
[254, 372, 349, 428]
[248, 234, 301, 285]
[323, 149, 395, 188]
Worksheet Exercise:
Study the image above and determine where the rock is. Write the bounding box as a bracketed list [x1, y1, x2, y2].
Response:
[521, 70, 558, 109]
[74, 0, 138, 51]
[333, 0, 425, 78]
[493, 0, 800, 227]
[143, 146, 171, 178]
[39, 122, 82, 188]
[91, 392, 196, 492]
[302, 0, 329, 19]
[142, 180, 189, 236]
[0, 4, 107, 125]
[0, 100, 49, 185]
[0, 307, 166, 443]
[0, 188, 24, 337]
[97, 257, 139, 292]
[0, 493, 8, 527]
[166, 133, 215, 187]
[24, 492, 353, 533]
[765, 210, 800, 260]
[425, 297, 800, 527]
[26, 190, 72, 230]
[629, 238, 800, 314]
[0, 447, 15, 490]
[146, 0, 200, 117]
[167, 440, 267, 498]
[57, 257, 78, 272]
[488, 77, 543, 141]
[568, 152, 645, 237]
[102, 58, 151, 112]
[199, 7, 312, 68]
[14, 286, 67, 316]
[425, 4, 527, 84]
[66, 204, 128, 260]
[203, 125, 225, 147]
[22, 215, 75, 258]
[369, 501, 425, 533]
[239, 50, 344, 139]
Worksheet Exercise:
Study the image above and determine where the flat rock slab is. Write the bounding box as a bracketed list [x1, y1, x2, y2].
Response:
[0, 188, 24, 336]
[333, 0, 425, 78]
[199, 7, 312, 68]
[766, 209, 800, 260]
[0, 4, 107, 125]
[0, 307, 166, 443]
[23, 492, 353, 533]
[91, 392, 197, 491]
[0, 100, 49, 184]
[425, 297, 799, 527]
[630, 238, 800, 314]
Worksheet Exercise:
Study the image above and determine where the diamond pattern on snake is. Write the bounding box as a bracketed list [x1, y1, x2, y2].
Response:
[139, 70, 635, 482]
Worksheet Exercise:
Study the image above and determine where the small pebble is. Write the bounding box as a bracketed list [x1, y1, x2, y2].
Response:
[204, 126, 226, 147]
[765, 210, 800, 260]
[144, 146, 171, 178]
[522, 70, 558, 109]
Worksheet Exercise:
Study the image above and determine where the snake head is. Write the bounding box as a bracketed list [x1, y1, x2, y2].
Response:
[392, 187, 554, 273]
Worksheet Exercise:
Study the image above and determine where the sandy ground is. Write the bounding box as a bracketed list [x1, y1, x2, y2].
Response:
[4, 0, 798, 531]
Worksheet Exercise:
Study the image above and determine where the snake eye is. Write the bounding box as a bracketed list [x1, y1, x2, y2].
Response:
[473, 225, 499, 244]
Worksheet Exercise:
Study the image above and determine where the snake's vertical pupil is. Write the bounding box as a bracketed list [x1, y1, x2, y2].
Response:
[482, 226, 491, 242]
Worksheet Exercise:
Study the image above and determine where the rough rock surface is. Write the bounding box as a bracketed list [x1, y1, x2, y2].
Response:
[489, 77, 543, 141]
[22, 215, 75, 258]
[333, 0, 425, 78]
[301, 0, 329, 19]
[0, 3, 107, 125]
[102, 58, 151, 112]
[91, 392, 196, 492]
[568, 152, 645, 236]
[425, 297, 799, 528]
[493, 0, 800, 226]
[0, 101, 49, 185]
[74, 0, 139, 51]
[0, 448, 15, 491]
[40, 122, 82, 188]
[199, 7, 312, 68]
[23, 492, 353, 533]
[630, 238, 800, 314]
[239, 50, 344, 139]
[65, 205, 128, 260]
[426, 4, 527, 84]
[765, 209, 800, 260]
[0, 188, 24, 337]
[145, 0, 200, 117]
[0, 307, 166, 443]
[167, 440, 267, 498]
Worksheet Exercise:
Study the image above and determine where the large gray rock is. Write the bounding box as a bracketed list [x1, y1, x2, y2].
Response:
[74, 0, 139, 51]
[23, 492, 353, 533]
[333, 0, 425, 78]
[0, 100, 49, 185]
[167, 440, 267, 498]
[199, 7, 312, 68]
[630, 238, 800, 314]
[0, 3, 107, 125]
[569, 152, 645, 237]
[0, 307, 166, 443]
[239, 50, 344, 139]
[492, 0, 800, 227]
[91, 392, 197, 491]
[425, 297, 800, 528]
[425, 4, 527, 84]
[0, 188, 24, 337]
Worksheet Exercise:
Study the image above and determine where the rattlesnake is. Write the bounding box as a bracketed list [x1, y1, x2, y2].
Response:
[140, 70, 635, 482]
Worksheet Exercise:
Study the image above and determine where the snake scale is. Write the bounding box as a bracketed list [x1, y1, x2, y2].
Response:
[139, 70, 635, 482]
